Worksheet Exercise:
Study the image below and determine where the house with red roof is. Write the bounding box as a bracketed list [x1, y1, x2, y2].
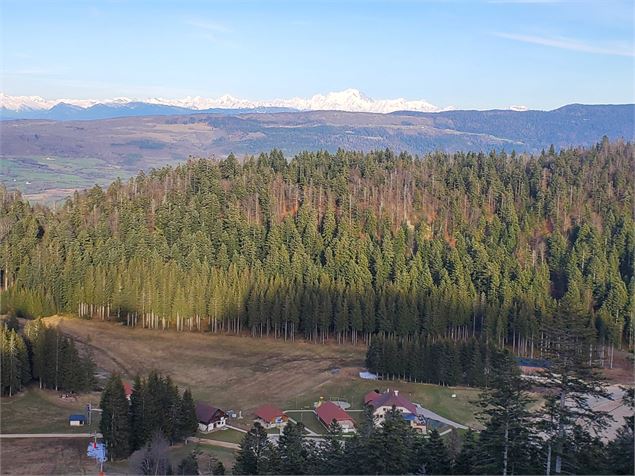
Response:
[315, 400, 356, 433]
[195, 402, 228, 432]
[366, 389, 426, 433]
[254, 404, 288, 429]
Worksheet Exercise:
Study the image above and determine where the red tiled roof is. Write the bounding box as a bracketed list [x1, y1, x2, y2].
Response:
[315, 401, 354, 426]
[123, 382, 133, 397]
[364, 390, 381, 405]
[369, 390, 417, 414]
[255, 404, 286, 422]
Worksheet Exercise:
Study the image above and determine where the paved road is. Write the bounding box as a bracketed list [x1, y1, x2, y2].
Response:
[586, 385, 632, 442]
[415, 404, 469, 430]
[0, 433, 102, 439]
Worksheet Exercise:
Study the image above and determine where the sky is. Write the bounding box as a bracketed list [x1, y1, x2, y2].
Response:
[1, 0, 633, 110]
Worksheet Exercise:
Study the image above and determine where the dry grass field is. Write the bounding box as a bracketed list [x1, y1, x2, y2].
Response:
[46, 316, 366, 413]
[0, 387, 101, 434]
[0, 438, 97, 475]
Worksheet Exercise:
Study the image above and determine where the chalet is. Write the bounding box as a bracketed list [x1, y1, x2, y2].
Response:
[195, 402, 228, 432]
[69, 414, 86, 426]
[254, 404, 288, 429]
[366, 389, 426, 433]
[315, 401, 356, 433]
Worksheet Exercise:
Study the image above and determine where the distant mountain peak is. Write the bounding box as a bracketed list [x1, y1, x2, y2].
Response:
[0, 89, 443, 115]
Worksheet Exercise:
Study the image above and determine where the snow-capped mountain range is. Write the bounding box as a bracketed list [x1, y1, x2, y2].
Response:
[1, 88, 446, 115]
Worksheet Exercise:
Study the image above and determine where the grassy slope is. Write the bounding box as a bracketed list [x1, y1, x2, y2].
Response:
[0, 386, 102, 434]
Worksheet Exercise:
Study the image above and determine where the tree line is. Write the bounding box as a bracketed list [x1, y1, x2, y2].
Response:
[366, 335, 492, 387]
[99, 372, 198, 461]
[1, 141, 633, 354]
[0, 318, 95, 396]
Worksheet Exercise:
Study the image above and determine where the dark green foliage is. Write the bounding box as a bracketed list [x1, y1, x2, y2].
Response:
[419, 428, 451, 475]
[22, 321, 94, 392]
[276, 421, 307, 475]
[453, 429, 478, 475]
[1, 143, 632, 351]
[234, 422, 275, 475]
[1, 319, 93, 396]
[179, 389, 199, 441]
[367, 335, 491, 387]
[100, 374, 132, 460]
[128, 372, 197, 451]
[0, 326, 30, 395]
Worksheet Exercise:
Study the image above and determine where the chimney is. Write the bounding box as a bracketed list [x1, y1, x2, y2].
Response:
[394, 390, 399, 396]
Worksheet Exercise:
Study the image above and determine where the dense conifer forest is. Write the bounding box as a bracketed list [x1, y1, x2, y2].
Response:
[0, 318, 95, 395]
[1, 139, 633, 357]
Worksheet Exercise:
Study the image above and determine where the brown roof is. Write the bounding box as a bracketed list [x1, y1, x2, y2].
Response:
[315, 401, 354, 426]
[254, 404, 286, 422]
[195, 402, 226, 424]
[369, 390, 417, 414]
[364, 390, 381, 405]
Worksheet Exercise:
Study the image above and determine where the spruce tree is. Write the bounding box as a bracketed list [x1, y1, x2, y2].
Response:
[476, 349, 536, 476]
[178, 389, 199, 440]
[421, 428, 451, 475]
[538, 302, 610, 475]
[100, 374, 131, 460]
[453, 429, 478, 475]
[234, 422, 274, 475]
[276, 421, 306, 475]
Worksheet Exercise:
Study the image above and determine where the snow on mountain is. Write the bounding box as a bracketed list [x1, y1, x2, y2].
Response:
[1, 89, 443, 114]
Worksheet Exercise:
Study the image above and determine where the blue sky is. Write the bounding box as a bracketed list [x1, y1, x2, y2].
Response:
[1, 0, 633, 110]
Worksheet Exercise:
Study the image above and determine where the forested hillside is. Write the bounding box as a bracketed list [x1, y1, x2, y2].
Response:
[1, 139, 633, 355]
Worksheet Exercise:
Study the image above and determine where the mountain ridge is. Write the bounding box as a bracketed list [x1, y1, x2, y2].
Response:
[2, 104, 633, 203]
[1, 89, 446, 118]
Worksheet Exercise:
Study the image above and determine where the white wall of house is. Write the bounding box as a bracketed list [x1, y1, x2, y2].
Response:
[69, 420, 84, 426]
[372, 405, 410, 421]
[339, 420, 356, 433]
[372, 405, 425, 433]
[198, 417, 227, 433]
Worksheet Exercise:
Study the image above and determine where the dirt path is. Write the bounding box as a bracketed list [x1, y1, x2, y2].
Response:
[186, 437, 239, 450]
